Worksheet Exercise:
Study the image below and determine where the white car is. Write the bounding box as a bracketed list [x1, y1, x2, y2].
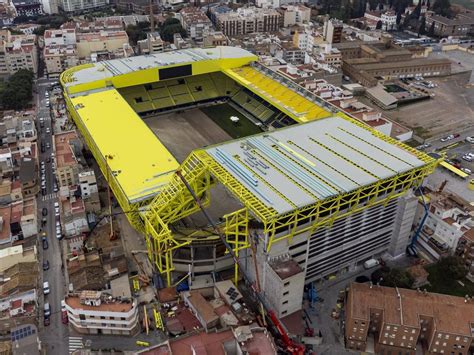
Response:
[43, 281, 50, 295]
[54, 202, 59, 208]
[461, 168, 472, 175]
[466, 136, 474, 144]
[462, 155, 473, 162]
[45, 128, 51, 134]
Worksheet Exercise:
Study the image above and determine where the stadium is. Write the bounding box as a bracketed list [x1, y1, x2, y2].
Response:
[61, 47, 437, 317]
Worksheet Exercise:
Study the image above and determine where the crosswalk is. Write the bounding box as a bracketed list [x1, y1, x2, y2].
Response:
[69, 336, 84, 354]
[42, 193, 58, 201]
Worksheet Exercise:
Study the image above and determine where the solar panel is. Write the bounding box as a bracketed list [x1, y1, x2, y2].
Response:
[11, 326, 33, 342]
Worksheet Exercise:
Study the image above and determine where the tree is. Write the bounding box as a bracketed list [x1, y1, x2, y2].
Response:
[1, 69, 34, 110]
[376, 20, 383, 29]
[371, 266, 414, 289]
[413, 1, 422, 18]
[33, 26, 47, 36]
[418, 16, 426, 35]
[368, 0, 378, 10]
[126, 22, 150, 45]
[427, 20, 436, 36]
[437, 256, 467, 280]
[159, 18, 187, 43]
[426, 0, 431, 9]
[396, 10, 402, 25]
[432, 0, 451, 17]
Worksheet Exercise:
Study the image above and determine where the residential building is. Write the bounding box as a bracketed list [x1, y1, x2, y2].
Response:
[54, 130, 82, 188]
[137, 32, 164, 54]
[115, 0, 158, 15]
[60, 189, 88, 237]
[216, 7, 281, 37]
[43, 44, 79, 77]
[58, 0, 109, 13]
[40, 0, 58, 14]
[0, 3, 17, 26]
[293, 30, 315, 53]
[277, 42, 304, 64]
[0, 291, 38, 335]
[202, 31, 228, 47]
[345, 282, 474, 354]
[11, 0, 42, 17]
[425, 11, 474, 37]
[20, 198, 37, 239]
[78, 170, 98, 199]
[279, 5, 310, 27]
[64, 290, 140, 335]
[182, 290, 219, 330]
[75, 30, 130, 61]
[413, 189, 474, 260]
[458, 228, 474, 282]
[318, 45, 342, 68]
[0, 262, 38, 298]
[44, 28, 76, 47]
[323, 18, 343, 44]
[18, 158, 38, 199]
[9, 323, 40, 355]
[207, 3, 232, 26]
[179, 7, 213, 43]
[0, 245, 36, 273]
[0, 30, 38, 77]
[364, 10, 397, 31]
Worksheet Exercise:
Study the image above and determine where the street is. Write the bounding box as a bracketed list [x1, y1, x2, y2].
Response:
[36, 76, 70, 355]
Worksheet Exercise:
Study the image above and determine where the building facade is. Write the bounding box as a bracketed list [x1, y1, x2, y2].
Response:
[65, 291, 139, 335]
[345, 283, 474, 354]
[0, 30, 38, 77]
[216, 7, 281, 37]
[179, 7, 213, 43]
[58, 0, 108, 13]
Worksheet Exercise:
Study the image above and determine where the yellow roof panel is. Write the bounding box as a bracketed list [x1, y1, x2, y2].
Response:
[71, 89, 179, 203]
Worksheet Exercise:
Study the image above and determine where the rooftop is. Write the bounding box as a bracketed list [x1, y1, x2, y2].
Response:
[62, 47, 256, 89]
[69, 88, 179, 203]
[348, 283, 474, 335]
[54, 130, 79, 169]
[204, 116, 425, 215]
[65, 294, 134, 313]
[269, 258, 303, 280]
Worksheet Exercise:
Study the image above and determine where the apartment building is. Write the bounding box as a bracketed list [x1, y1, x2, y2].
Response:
[279, 5, 310, 27]
[458, 228, 474, 282]
[425, 10, 474, 37]
[179, 7, 213, 43]
[75, 30, 130, 61]
[65, 291, 140, 335]
[60, 188, 88, 237]
[0, 289, 38, 334]
[364, 10, 397, 30]
[18, 158, 38, 198]
[322, 18, 343, 44]
[345, 282, 474, 354]
[202, 31, 228, 47]
[278, 42, 305, 64]
[413, 189, 474, 260]
[137, 32, 164, 54]
[58, 0, 108, 13]
[44, 28, 76, 47]
[216, 7, 281, 37]
[11, 0, 42, 17]
[54, 130, 82, 188]
[43, 45, 79, 77]
[0, 30, 38, 77]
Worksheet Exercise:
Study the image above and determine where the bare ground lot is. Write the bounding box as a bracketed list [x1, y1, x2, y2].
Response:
[381, 71, 474, 139]
[144, 107, 244, 225]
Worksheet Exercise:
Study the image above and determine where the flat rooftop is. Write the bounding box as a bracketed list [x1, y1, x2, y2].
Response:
[63, 47, 255, 88]
[70, 88, 179, 203]
[205, 116, 425, 215]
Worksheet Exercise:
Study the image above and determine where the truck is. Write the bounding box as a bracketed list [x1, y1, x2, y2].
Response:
[363, 258, 380, 269]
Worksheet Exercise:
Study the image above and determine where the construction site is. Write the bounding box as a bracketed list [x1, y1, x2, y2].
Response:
[60, 46, 439, 351]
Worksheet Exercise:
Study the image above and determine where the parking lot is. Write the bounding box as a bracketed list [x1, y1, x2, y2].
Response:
[382, 71, 473, 139]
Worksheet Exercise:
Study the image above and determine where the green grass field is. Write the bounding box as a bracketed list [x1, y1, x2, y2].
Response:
[200, 103, 262, 139]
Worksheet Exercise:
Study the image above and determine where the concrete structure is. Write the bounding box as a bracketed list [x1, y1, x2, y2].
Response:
[458, 228, 474, 282]
[364, 10, 397, 31]
[179, 7, 213, 43]
[11, 0, 42, 17]
[279, 5, 310, 28]
[183, 290, 219, 330]
[76, 30, 129, 61]
[413, 190, 473, 260]
[58, 0, 108, 13]
[19, 158, 38, 198]
[216, 7, 281, 37]
[65, 291, 139, 335]
[0, 245, 37, 273]
[345, 282, 474, 354]
[78, 170, 98, 199]
[323, 18, 343, 44]
[43, 45, 78, 77]
[40, 0, 58, 14]
[0, 30, 38, 77]
[61, 47, 436, 318]
[137, 32, 164, 55]
[425, 11, 474, 37]
[0, 291, 38, 335]
[203, 31, 228, 48]
[54, 131, 81, 188]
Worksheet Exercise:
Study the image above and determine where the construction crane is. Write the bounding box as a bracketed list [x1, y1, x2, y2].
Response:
[175, 171, 305, 355]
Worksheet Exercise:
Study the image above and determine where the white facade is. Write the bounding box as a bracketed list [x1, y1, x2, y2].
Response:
[41, 0, 58, 14]
[65, 292, 139, 335]
[282, 5, 310, 27]
[44, 29, 76, 47]
[59, 0, 108, 12]
[381, 11, 397, 30]
[78, 170, 98, 198]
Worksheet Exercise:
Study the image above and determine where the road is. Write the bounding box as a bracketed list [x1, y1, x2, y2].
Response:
[36, 76, 70, 355]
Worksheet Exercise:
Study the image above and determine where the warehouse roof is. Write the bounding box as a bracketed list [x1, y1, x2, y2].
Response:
[205, 116, 425, 215]
[63, 47, 255, 87]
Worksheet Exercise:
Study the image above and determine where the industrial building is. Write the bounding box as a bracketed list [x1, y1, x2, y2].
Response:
[61, 47, 437, 318]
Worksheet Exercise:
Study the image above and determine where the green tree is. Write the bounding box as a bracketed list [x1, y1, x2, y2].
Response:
[376, 20, 383, 29]
[159, 17, 187, 43]
[371, 266, 414, 289]
[126, 22, 150, 45]
[1, 69, 34, 110]
[33, 26, 47, 36]
[432, 0, 451, 17]
[427, 20, 436, 36]
[418, 16, 426, 35]
[437, 256, 467, 280]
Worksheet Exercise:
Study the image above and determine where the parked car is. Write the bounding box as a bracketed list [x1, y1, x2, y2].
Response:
[42, 237, 48, 250]
[44, 302, 51, 317]
[466, 136, 474, 144]
[461, 168, 472, 175]
[44, 316, 50, 326]
[45, 128, 50, 134]
[42, 208, 48, 216]
[43, 260, 49, 271]
[43, 281, 50, 295]
[462, 155, 473, 162]
[440, 134, 454, 142]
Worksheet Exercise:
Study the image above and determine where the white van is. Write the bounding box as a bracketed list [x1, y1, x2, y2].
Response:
[44, 302, 51, 317]
[43, 281, 50, 295]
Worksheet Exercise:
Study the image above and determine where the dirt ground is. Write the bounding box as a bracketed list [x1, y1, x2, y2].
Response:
[381, 71, 474, 139]
[144, 108, 231, 162]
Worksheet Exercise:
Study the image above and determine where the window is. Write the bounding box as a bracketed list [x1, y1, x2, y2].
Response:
[283, 291, 289, 296]
[445, 335, 450, 340]
[436, 341, 440, 345]
[101, 316, 105, 319]
[284, 282, 290, 287]
[79, 314, 85, 320]
[282, 300, 288, 305]
[282, 310, 287, 315]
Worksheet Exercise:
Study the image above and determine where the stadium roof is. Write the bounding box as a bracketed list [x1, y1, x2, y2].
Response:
[205, 116, 425, 215]
[70, 88, 179, 203]
[63, 47, 255, 88]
